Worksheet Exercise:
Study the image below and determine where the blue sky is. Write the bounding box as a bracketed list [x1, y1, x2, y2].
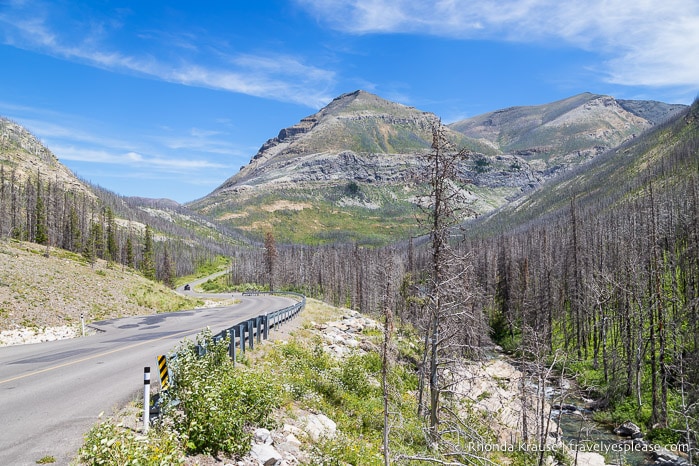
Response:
[1, 0, 697, 203]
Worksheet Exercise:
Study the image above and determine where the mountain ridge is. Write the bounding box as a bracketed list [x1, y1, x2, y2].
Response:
[188, 90, 686, 244]
[1, 90, 688, 246]
[447, 92, 686, 170]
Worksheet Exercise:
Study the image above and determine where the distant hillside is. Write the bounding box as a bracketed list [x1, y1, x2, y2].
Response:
[0, 239, 202, 333]
[0, 118, 246, 281]
[469, 98, 697, 233]
[189, 91, 685, 245]
[448, 92, 686, 171]
[0, 117, 95, 198]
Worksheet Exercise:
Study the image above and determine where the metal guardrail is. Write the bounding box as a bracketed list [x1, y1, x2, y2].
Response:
[146, 291, 305, 425]
[207, 291, 305, 362]
[157, 291, 306, 387]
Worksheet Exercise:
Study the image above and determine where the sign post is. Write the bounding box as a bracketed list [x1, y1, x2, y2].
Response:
[143, 367, 151, 433]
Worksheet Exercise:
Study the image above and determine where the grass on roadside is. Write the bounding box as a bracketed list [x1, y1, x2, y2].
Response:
[77, 299, 538, 465]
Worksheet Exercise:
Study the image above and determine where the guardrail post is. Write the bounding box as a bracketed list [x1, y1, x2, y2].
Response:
[143, 367, 151, 433]
[262, 314, 269, 340]
[256, 316, 262, 343]
[228, 328, 236, 364]
[247, 318, 255, 350]
[238, 323, 246, 354]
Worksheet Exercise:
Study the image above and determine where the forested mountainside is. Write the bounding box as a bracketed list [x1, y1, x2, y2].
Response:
[225, 99, 699, 447]
[0, 117, 246, 282]
[189, 91, 686, 245]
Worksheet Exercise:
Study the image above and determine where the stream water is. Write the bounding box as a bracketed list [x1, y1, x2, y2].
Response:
[503, 355, 690, 465]
[554, 406, 652, 465]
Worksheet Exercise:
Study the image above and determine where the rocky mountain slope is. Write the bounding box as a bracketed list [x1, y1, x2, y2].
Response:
[189, 91, 542, 244]
[189, 91, 686, 245]
[448, 92, 686, 172]
[0, 117, 95, 198]
[471, 97, 698, 233]
[216, 90, 494, 189]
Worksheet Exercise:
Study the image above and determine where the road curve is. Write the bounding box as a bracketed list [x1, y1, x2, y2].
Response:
[0, 293, 294, 465]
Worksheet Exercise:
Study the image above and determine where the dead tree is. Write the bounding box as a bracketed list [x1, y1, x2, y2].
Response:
[420, 122, 482, 448]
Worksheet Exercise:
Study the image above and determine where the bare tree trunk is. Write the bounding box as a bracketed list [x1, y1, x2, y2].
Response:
[382, 303, 393, 466]
[417, 317, 430, 418]
[429, 304, 440, 448]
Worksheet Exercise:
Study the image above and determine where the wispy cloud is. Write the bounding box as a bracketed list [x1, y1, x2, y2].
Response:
[0, 109, 235, 173]
[165, 61, 333, 109]
[0, 1, 335, 108]
[298, 0, 699, 89]
[54, 145, 230, 172]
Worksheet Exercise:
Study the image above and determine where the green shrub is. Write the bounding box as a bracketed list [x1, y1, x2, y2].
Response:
[163, 330, 281, 456]
[646, 427, 682, 446]
[78, 419, 184, 465]
[265, 339, 405, 461]
[310, 433, 383, 466]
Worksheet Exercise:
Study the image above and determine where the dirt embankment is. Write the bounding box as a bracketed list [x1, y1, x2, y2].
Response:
[0, 239, 200, 345]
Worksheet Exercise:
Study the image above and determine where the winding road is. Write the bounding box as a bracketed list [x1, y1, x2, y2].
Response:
[0, 291, 294, 465]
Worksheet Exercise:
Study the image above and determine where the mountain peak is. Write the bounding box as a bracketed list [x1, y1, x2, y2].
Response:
[213, 90, 450, 191]
[317, 89, 426, 119]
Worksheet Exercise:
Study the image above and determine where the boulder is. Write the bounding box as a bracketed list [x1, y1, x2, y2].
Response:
[250, 443, 283, 465]
[613, 421, 642, 438]
[653, 447, 690, 465]
[575, 451, 608, 466]
[254, 428, 273, 445]
[300, 413, 337, 441]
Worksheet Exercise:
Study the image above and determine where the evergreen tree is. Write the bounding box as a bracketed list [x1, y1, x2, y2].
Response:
[82, 221, 96, 267]
[161, 246, 175, 288]
[125, 235, 134, 268]
[61, 201, 81, 253]
[34, 177, 48, 245]
[0, 165, 6, 237]
[141, 224, 156, 280]
[105, 207, 118, 262]
[90, 221, 104, 260]
[264, 231, 277, 291]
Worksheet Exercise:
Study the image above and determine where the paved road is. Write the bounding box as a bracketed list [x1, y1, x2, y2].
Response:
[0, 293, 293, 465]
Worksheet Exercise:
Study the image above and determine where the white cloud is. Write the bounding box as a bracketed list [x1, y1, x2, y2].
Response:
[298, 0, 699, 88]
[0, 104, 249, 170]
[165, 61, 333, 109]
[54, 145, 230, 172]
[0, 3, 335, 108]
